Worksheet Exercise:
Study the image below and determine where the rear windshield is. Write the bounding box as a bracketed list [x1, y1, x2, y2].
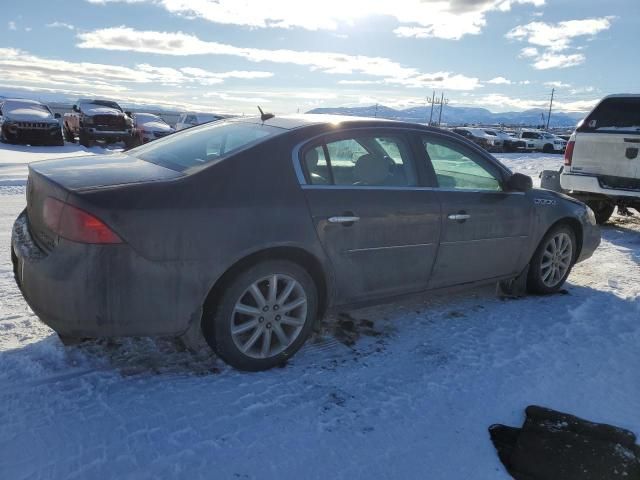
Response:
[129, 120, 283, 172]
[580, 97, 640, 133]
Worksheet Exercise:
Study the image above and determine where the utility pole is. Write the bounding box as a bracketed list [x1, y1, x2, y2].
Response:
[437, 92, 449, 127]
[546, 88, 555, 129]
[374, 103, 379, 118]
[428, 90, 436, 125]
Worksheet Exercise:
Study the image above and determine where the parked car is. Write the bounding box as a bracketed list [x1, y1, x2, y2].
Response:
[484, 129, 526, 152]
[451, 127, 503, 152]
[548, 95, 640, 224]
[175, 112, 224, 131]
[518, 130, 567, 153]
[64, 99, 134, 148]
[131, 113, 175, 146]
[12, 115, 600, 371]
[0, 99, 64, 146]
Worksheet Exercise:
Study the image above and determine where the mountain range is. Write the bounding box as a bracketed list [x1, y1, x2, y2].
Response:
[307, 105, 584, 127]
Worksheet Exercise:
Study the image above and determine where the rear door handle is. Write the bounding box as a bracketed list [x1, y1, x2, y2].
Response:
[447, 213, 471, 221]
[328, 216, 360, 224]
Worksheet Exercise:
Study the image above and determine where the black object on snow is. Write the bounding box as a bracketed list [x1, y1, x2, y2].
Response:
[489, 405, 640, 479]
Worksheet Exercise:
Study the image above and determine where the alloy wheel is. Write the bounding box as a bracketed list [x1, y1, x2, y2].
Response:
[230, 274, 308, 359]
[540, 232, 573, 288]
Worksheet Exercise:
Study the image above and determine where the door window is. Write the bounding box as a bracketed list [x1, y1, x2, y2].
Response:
[304, 135, 417, 187]
[422, 138, 503, 191]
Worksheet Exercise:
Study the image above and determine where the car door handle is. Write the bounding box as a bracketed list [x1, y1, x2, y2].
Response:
[328, 216, 360, 224]
[447, 213, 471, 221]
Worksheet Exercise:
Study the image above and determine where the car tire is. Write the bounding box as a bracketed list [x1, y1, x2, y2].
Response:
[202, 259, 318, 371]
[542, 143, 554, 153]
[64, 126, 75, 143]
[586, 200, 615, 224]
[527, 224, 576, 294]
[79, 131, 93, 148]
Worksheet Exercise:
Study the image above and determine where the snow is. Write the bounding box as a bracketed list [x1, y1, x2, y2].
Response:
[0, 145, 639, 479]
[0, 143, 121, 187]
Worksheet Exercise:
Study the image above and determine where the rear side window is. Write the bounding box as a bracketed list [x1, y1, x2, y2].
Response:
[130, 121, 283, 172]
[303, 134, 417, 187]
[422, 137, 502, 191]
[580, 97, 640, 133]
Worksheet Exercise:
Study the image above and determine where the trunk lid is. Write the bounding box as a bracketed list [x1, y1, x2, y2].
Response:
[26, 153, 183, 249]
[28, 153, 183, 192]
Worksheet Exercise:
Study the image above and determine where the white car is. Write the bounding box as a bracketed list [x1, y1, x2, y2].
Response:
[175, 113, 224, 131]
[518, 130, 567, 153]
[132, 113, 175, 145]
[559, 94, 640, 223]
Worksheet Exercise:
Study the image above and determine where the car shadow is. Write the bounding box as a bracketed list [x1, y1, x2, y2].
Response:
[0, 278, 636, 386]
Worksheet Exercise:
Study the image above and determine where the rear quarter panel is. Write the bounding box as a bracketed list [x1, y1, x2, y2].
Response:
[72, 136, 329, 304]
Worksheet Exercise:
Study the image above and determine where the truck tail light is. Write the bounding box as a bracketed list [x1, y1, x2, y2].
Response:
[43, 197, 123, 244]
[564, 140, 575, 166]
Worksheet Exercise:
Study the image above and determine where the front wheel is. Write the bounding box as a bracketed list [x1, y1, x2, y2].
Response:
[527, 224, 576, 294]
[79, 131, 93, 148]
[203, 260, 318, 371]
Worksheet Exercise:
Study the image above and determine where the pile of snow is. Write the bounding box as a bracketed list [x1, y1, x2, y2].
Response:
[0, 144, 638, 479]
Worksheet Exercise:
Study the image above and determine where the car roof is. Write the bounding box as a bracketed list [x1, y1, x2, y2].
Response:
[228, 113, 426, 131]
[2, 98, 43, 105]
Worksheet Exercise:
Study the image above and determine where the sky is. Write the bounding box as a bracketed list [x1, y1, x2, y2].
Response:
[1, 0, 637, 115]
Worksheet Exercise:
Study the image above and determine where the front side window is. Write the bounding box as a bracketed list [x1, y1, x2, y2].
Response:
[129, 121, 283, 172]
[422, 137, 502, 191]
[304, 134, 417, 187]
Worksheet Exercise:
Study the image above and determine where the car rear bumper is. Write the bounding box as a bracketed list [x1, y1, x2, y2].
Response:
[11, 209, 204, 339]
[560, 172, 640, 199]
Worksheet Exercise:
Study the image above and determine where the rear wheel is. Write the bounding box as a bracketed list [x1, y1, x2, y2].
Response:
[585, 200, 615, 224]
[202, 260, 318, 371]
[542, 143, 554, 153]
[527, 224, 576, 294]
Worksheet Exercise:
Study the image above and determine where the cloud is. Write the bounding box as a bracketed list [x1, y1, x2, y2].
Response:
[46, 21, 76, 30]
[0, 47, 274, 94]
[77, 26, 482, 90]
[544, 81, 571, 88]
[8, 21, 17, 31]
[507, 17, 614, 69]
[87, 0, 544, 41]
[487, 76, 512, 85]
[466, 93, 598, 112]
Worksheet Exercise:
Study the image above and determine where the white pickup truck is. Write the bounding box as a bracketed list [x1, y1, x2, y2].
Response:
[541, 94, 640, 223]
[518, 130, 567, 153]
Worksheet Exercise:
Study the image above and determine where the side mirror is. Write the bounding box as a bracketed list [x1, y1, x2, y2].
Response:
[507, 173, 533, 192]
[54, 113, 61, 119]
[72, 105, 79, 112]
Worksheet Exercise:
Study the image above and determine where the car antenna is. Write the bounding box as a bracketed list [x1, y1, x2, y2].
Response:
[257, 106, 274, 122]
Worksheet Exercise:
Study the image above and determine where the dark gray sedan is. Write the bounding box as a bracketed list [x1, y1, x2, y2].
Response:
[11, 115, 600, 370]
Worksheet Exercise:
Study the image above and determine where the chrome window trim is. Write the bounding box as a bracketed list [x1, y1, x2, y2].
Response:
[291, 125, 514, 188]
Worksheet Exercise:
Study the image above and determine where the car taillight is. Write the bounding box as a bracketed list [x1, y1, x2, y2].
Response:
[43, 197, 123, 244]
[564, 140, 575, 166]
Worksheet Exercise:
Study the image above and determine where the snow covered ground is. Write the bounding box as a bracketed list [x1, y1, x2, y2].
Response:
[0, 144, 638, 479]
